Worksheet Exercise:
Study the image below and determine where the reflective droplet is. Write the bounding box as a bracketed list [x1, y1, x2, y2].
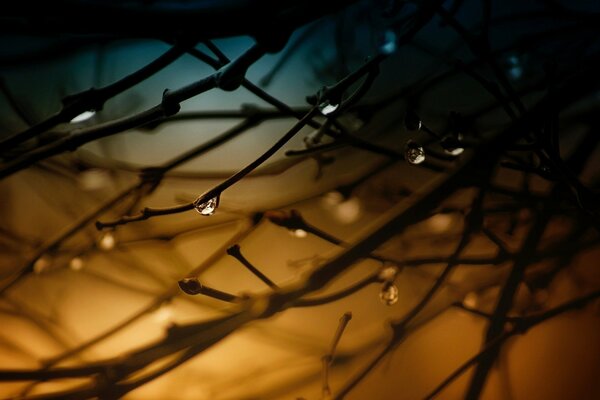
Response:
[33, 256, 51, 274]
[445, 147, 464, 156]
[380, 29, 397, 55]
[70, 110, 96, 123]
[404, 140, 425, 165]
[463, 292, 479, 309]
[508, 67, 523, 80]
[319, 101, 339, 116]
[378, 266, 399, 281]
[69, 257, 84, 271]
[379, 282, 399, 306]
[194, 195, 219, 216]
[291, 229, 307, 238]
[506, 54, 523, 80]
[441, 134, 464, 156]
[178, 277, 203, 295]
[98, 232, 116, 251]
[334, 197, 362, 224]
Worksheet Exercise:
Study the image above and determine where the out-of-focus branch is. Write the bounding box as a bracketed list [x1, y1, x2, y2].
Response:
[425, 288, 600, 399]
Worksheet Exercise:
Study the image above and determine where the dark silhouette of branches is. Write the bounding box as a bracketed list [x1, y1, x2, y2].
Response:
[0, 43, 267, 178]
[0, 41, 191, 151]
[1, 1, 600, 399]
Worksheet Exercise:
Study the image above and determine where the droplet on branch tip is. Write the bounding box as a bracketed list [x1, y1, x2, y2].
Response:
[194, 195, 219, 216]
[379, 282, 399, 305]
[404, 140, 425, 165]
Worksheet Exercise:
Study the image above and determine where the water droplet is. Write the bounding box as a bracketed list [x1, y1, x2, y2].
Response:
[334, 197, 362, 224]
[33, 256, 51, 274]
[463, 292, 479, 309]
[98, 232, 116, 251]
[379, 282, 399, 306]
[378, 266, 399, 281]
[178, 277, 203, 295]
[70, 110, 96, 123]
[194, 195, 219, 216]
[441, 135, 464, 156]
[445, 147, 464, 156]
[319, 101, 339, 116]
[291, 229, 307, 238]
[380, 29, 397, 55]
[505, 54, 523, 81]
[404, 140, 425, 165]
[508, 66, 523, 81]
[69, 257, 84, 271]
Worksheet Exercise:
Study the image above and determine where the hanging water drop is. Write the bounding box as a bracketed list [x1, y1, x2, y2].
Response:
[404, 140, 425, 165]
[291, 229, 308, 238]
[379, 281, 399, 305]
[441, 134, 464, 156]
[378, 265, 399, 282]
[69, 257, 84, 271]
[334, 197, 362, 224]
[98, 232, 116, 251]
[505, 53, 523, 81]
[380, 29, 397, 55]
[178, 277, 203, 295]
[445, 147, 464, 156]
[319, 100, 339, 116]
[70, 110, 96, 123]
[194, 195, 219, 216]
[33, 256, 51, 274]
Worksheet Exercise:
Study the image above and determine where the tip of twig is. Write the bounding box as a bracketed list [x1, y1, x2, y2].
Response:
[226, 244, 241, 256]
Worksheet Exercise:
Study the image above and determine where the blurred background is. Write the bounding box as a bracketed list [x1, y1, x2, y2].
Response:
[1, 1, 600, 399]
